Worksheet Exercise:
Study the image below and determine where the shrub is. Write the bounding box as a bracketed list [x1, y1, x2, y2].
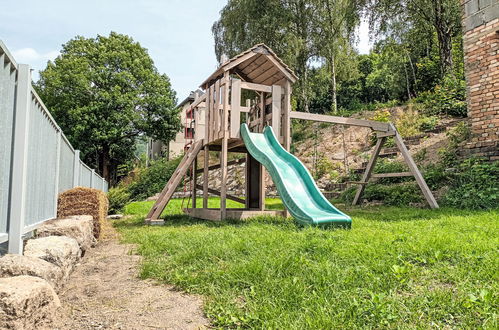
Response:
[444, 158, 499, 210]
[418, 116, 438, 131]
[127, 156, 183, 201]
[439, 122, 471, 166]
[416, 75, 467, 117]
[340, 182, 423, 206]
[108, 186, 132, 214]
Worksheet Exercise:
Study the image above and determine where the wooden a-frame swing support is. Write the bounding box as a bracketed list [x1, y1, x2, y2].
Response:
[289, 112, 439, 209]
[145, 44, 438, 224]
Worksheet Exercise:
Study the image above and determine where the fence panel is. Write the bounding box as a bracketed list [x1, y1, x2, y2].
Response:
[0, 51, 17, 240]
[58, 136, 75, 193]
[80, 162, 92, 187]
[0, 40, 109, 253]
[24, 91, 59, 228]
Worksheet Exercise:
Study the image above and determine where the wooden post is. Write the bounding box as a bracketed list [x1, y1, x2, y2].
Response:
[214, 79, 221, 137]
[271, 85, 281, 135]
[192, 158, 197, 208]
[352, 136, 385, 205]
[283, 81, 292, 151]
[392, 125, 439, 209]
[230, 79, 241, 138]
[220, 73, 230, 220]
[203, 85, 211, 208]
[246, 154, 262, 209]
[259, 92, 265, 132]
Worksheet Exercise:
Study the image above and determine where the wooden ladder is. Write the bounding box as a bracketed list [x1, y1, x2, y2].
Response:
[146, 140, 204, 222]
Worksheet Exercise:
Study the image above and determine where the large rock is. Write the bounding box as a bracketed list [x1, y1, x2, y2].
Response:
[0, 254, 64, 290]
[0, 275, 60, 329]
[24, 236, 80, 278]
[36, 216, 96, 253]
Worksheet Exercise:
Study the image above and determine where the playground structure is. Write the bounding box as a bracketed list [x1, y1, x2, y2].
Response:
[145, 44, 438, 225]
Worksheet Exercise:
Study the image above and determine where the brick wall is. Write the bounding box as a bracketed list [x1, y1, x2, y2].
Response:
[461, 0, 499, 161]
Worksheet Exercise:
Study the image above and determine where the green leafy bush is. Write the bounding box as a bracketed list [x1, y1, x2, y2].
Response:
[340, 183, 423, 206]
[416, 75, 467, 117]
[108, 186, 131, 214]
[444, 158, 499, 210]
[418, 116, 438, 131]
[127, 156, 183, 201]
[439, 122, 471, 166]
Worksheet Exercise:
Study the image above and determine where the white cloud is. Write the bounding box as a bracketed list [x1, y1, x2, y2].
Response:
[12, 48, 59, 63]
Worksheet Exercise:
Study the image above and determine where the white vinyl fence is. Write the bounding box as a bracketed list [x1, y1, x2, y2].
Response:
[0, 41, 108, 254]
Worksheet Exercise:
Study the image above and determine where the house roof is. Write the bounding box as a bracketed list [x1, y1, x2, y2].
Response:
[200, 44, 298, 88]
[177, 89, 203, 108]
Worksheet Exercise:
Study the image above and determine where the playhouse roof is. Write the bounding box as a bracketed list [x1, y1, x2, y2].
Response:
[200, 44, 298, 88]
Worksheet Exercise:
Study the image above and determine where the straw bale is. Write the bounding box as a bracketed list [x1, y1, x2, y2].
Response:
[57, 187, 108, 238]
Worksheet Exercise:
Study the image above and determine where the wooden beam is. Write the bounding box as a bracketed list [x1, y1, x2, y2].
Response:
[289, 111, 391, 132]
[392, 124, 439, 209]
[240, 81, 272, 93]
[352, 137, 385, 205]
[185, 208, 285, 221]
[195, 185, 245, 204]
[377, 131, 396, 138]
[195, 157, 246, 175]
[223, 51, 259, 72]
[371, 172, 413, 178]
[146, 140, 204, 221]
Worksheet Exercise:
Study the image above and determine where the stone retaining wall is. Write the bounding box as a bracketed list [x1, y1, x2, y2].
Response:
[0, 215, 95, 329]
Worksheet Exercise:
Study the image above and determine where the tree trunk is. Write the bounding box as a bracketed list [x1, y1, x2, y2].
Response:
[433, 0, 453, 76]
[330, 53, 338, 114]
[436, 27, 453, 76]
[100, 144, 111, 185]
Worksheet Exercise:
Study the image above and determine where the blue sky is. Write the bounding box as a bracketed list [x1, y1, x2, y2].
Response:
[0, 0, 371, 101]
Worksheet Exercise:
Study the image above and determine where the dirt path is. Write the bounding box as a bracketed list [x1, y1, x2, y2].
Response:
[51, 231, 209, 329]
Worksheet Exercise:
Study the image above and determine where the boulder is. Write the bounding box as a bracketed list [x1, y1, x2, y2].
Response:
[0, 254, 64, 290]
[24, 236, 80, 278]
[0, 275, 60, 329]
[36, 216, 96, 252]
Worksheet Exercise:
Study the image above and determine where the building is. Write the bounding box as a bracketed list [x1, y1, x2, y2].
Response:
[461, 0, 499, 160]
[147, 89, 206, 160]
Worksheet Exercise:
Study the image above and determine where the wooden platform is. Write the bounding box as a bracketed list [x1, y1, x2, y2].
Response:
[184, 208, 285, 221]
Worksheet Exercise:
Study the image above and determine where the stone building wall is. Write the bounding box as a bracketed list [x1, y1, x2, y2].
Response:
[461, 0, 499, 160]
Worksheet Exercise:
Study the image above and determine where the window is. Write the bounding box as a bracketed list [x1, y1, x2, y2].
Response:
[185, 127, 194, 139]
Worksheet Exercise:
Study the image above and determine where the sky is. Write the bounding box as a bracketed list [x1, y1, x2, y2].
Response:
[0, 0, 371, 102]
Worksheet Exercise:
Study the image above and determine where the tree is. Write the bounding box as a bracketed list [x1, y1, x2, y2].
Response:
[36, 32, 181, 184]
[368, 0, 462, 76]
[311, 0, 363, 113]
[213, 0, 315, 111]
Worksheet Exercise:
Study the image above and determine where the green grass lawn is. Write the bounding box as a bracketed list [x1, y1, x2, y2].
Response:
[116, 199, 498, 329]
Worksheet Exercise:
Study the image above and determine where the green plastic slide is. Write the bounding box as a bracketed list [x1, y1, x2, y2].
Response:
[240, 124, 351, 228]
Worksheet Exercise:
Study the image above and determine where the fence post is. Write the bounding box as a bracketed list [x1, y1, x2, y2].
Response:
[73, 150, 80, 187]
[90, 169, 95, 188]
[53, 130, 61, 215]
[8, 64, 31, 254]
